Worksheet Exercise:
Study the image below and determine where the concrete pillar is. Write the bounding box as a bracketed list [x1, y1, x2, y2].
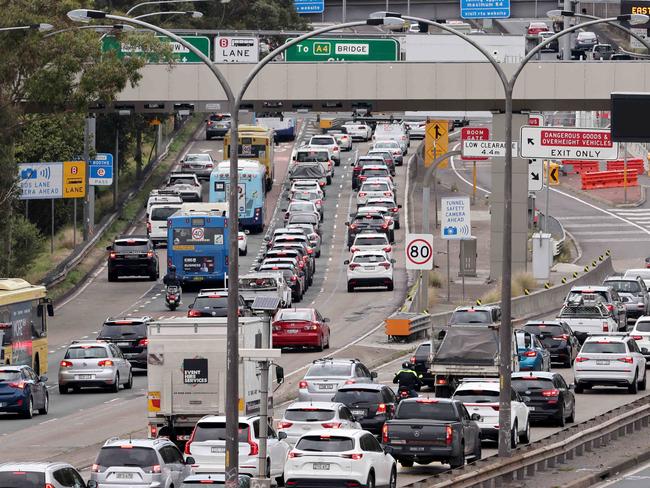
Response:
[490, 113, 529, 279]
[526, 464, 536, 477]
[516, 468, 526, 480]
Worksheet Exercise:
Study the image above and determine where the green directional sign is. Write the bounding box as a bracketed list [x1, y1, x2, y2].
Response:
[102, 35, 210, 63]
[285, 38, 399, 62]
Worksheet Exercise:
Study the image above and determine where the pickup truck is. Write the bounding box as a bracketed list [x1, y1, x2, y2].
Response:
[382, 398, 482, 469]
[556, 300, 618, 343]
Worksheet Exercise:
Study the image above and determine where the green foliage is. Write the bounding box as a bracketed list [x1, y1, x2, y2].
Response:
[15, 113, 85, 163]
[8, 214, 46, 277]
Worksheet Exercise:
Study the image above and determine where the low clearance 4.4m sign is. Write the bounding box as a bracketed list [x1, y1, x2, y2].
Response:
[520, 126, 619, 160]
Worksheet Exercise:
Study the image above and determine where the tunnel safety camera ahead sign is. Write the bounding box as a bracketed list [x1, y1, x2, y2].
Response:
[441, 197, 472, 239]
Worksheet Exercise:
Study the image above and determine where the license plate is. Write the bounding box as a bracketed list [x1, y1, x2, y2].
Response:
[0, 402, 5, 407]
[528, 407, 536, 411]
[76, 374, 94, 380]
[365, 266, 376, 271]
[192, 276, 204, 281]
[286, 329, 299, 334]
[126, 255, 140, 259]
[211, 446, 226, 453]
[319, 384, 334, 390]
[596, 360, 610, 365]
[117, 342, 130, 347]
[115, 473, 133, 479]
[313, 463, 330, 470]
[351, 409, 366, 416]
[410, 447, 425, 451]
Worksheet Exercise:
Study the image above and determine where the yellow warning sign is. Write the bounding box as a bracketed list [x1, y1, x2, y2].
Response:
[425, 120, 449, 168]
[63, 161, 86, 198]
[544, 161, 560, 185]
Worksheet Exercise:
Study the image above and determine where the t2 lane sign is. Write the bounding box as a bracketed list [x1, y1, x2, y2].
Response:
[520, 126, 619, 160]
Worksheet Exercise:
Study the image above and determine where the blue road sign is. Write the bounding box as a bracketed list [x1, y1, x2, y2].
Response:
[461, 0, 510, 19]
[89, 153, 114, 186]
[294, 0, 324, 14]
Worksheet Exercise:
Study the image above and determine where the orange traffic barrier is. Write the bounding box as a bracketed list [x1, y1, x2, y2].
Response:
[606, 158, 645, 175]
[581, 169, 638, 190]
[562, 160, 600, 174]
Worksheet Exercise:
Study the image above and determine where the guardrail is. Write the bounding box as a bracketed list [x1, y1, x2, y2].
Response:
[385, 312, 431, 342]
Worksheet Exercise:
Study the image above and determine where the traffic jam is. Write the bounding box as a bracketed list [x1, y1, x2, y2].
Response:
[1, 114, 649, 488]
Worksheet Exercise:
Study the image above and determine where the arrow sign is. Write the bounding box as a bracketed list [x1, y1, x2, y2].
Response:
[434, 124, 442, 139]
[550, 165, 559, 185]
[528, 159, 543, 192]
[520, 126, 619, 160]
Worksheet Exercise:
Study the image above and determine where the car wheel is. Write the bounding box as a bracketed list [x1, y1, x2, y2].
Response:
[510, 421, 518, 448]
[275, 474, 285, 487]
[556, 406, 565, 427]
[325, 333, 330, 349]
[124, 370, 133, 390]
[108, 271, 118, 282]
[110, 374, 120, 393]
[399, 459, 413, 468]
[149, 271, 157, 281]
[520, 420, 531, 443]
[347, 283, 354, 293]
[315, 337, 324, 352]
[563, 355, 572, 368]
[449, 444, 465, 469]
[395, 221, 400, 230]
[473, 438, 482, 460]
[58, 384, 68, 394]
[574, 382, 584, 394]
[326, 176, 332, 185]
[38, 392, 49, 415]
[366, 472, 375, 488]
[316, 250, 321, 258]
[386, 281, 394, 292]
[567, 404, 576, 423]
[629, 372, 639, 394]
[639, 370, 647, 391]
[388, 467, 397, 488]
[22, 396, 34, 419]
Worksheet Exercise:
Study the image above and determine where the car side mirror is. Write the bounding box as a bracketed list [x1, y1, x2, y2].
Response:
[106, 245, 113, 251]
[278, 431, 288, 440]
[371, 371, 378, 379]
[47, 302, 54, 317]
[87, 481, 99, 488]
[383, 445, 391, 454]
[470, 413, 481, 421]
[344, 260, 350, 265]
[643, 348, 649, 355]
[522, 396, 531, 403]
[244, 230, 250, 235]
[323, 318, 330, 323]
[568, 383, 575, 390]
[275, 365, 285, 385]
[353, 414, 364, 422]
[185, 456, 196, 465]
[345, 222, 350, 226]
[39, 375, 48, 383]
[391, 259, 396, 264]
[188, 304, 193, 309]
[398, 205, 403, 208]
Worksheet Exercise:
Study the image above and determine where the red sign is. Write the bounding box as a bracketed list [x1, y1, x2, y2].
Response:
[540, 130, 613, 148]
[529, 114, 543, 126]
[461, 127, 490, 161]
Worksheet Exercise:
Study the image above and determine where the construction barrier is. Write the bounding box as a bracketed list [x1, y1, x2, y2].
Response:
[385, 312, 431, 341]
[606, 158, 645, 175]
[581, 169, 638, 190]
[562, 160, 600, 174]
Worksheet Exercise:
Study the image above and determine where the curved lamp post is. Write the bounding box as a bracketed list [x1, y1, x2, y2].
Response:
[0, 23, 53, 33]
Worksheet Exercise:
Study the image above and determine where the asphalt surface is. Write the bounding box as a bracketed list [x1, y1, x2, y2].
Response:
[598, 460, 650, 487]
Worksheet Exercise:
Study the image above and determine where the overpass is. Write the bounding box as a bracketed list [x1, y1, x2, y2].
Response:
[110, 61, 650, 114]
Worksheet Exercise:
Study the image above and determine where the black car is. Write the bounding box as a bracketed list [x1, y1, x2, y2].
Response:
[333, 383, 397, 435]
[411, 341, 434, 387]
[107, 236, 159, 282]
[345, 212, 391, 247]
[521, 321, 579, 367]
[259, 264, 305, 302]
[97, 316, 152, 369]
[188, 290, 250, 318]
[512, 371, 576, 427]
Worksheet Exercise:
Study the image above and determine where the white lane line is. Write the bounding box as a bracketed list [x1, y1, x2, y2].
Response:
[39, 418, 59, 425]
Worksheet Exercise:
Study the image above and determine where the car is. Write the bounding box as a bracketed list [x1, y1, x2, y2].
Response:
[205, 113, 231, 139]
[332, 383, 397, 435]
[630, 316, 650, 363]
[268, 227, 319, 257]
[290, 179, 325, 198]
[373, 123, 409, 154]
[538, 31, 558, 51]
[260, 264, 306, 302]
[515, 330, 551, 372]
[58, 340, 133, 394]
[293, 146, 334, 183]
[365, 197, 401, 229]
[357, 180, 395, 207]
[527, 21, 549, 36]
[188, 289, 250, 318]
[181, 473, 250, 488]
[308, 135, 340, 164]
[91, 437, 191, 487]
[367, 149, 396, 175]
[97, 316, 152, 370]
[371, 140, 403, 165]
[285, 200, 321, 224]
[350, 233, 393, 260]
[238, 230, 248, 256]
[239, 272, 293, 308]
[512, 372, 576, 426]
[565, 286, 627, 331]
[346, 212, 391, 247]
[0, 462, 86, 488]
[289, 190, 324, 217]
[285, 429, 397, 488]
[452, 378, 530, 447]
[287, 212, 321, 237]
[0, 365, 49, 418]
[298, 358, 377, 402]
[272, 308, 330, 350]
[345, 250, 395, 292]
[521, 320, 580, 367]
[591, 43, 615, 60]
[106, 236, 159, 282]
[603, 276, 649, 322]
[181, 153, 215, 180]
[146, 189, 183, 218]
[358, 165, 392, 186]
[404, 121, 425, 139]
[270, 233, 315, 258]
[165, 172, 202, 202]
[352, 156, 387, 190]
[147, 203, 182, 247]
[342, 122, 373, 141]
[623, 268, 650, 288]
[573, 334, 648, 394]
[449, 305, 501, 326]
[287, 223, 322, 257]
[575, 31, 598, 51]
[327, 128, 353, 151]
[278, 401, 361, 446]
[611, 53, 635, 60]
[356, 205, 396, 237]
[185, 415, 291, 482]
[267, 245, 315, 283]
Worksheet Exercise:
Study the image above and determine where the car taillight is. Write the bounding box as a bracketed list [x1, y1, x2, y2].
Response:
[445, 425, 453, 445]
[278, 421, 293, 429]
[350, 247, 359, 253]
[60, 360, 73, 368]
[334, 146, 339, 151]
[138, 338, 149, 346]
[188, 309, 202, 317]
[541, 389, 560, 397]
[524, 351, 537, 357]
[552, 334, 569, 341]
[303, 323, 319, 331]
[316, 200, 322, 205]
[341, 453, 363, 460]
[238, 235, 244, 241]
[490, 405, 500, 411]
[359, 176, 367, 181]
[345, 379, 356, 385]
[322, 422, 342, 428]
[376, 403, 387, 414]
[349, 263, 360, 270]
[381, 223, 388, 229]
[349, 224, 358, 230]
[379, 262, 391, 269]
[383, 246, 392, 252]
[319, 181, 325, 187]
[109, 251, 116, 260]
[391, 207, 398, 212]
[384, 191, 392, 196]
[632, 335, 644, 340]
[8, 381, 25, 389]
[410, 356, 416, 363]
[307, 248, 313, 254]
[618, 357, 634, 364]
[45, 484, 56, 488]
[606, 304, 614, 311]
[147, 250, 154, 258]
[382, 424, 389, 443]
[91, 464, 100, 473]
[603, 322, 609, 332]
[98, 360, 114, 367]
[248, 428, 259, 455]
[298, 261, 305, 268]
[291, 275, 297, 282]
[299, 380, 309, 389]
[146, 465, 162, 474]
[288, 450, 302, 458]
[353, 167, 361, 172]
[358, 192, 366, 197]
[575, 356, 589, 362]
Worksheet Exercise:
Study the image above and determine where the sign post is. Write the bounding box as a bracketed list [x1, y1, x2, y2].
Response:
[520, 126, 619, 160]
[441, 197, 472, 302]
[285, 38, 399, 62]
[462, 127, 490, 202]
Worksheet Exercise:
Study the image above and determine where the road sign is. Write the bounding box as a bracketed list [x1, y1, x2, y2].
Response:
[425, 120, 449, 167]
[18, 163, 63, 200]
[528, 114, 543, 127]
[520, 126, 619, 160]
[285, 38, 399, 62]
[441, 197, 472, 240]
[544, 161, 560, 185]
[630, 28, 649, 49]
[89, 153, 113, 186]
[294, 0, 324, 13]
[528, 159, 543, 192]
[63, 161, 86, 198]
[461, 127, 490, 161]
[192, 227, 205, 241]
[462, 140, 518, 158]
[215, 37, 259, 63]
[461, 0, 510, 19]
[102, 35, 211, 63]
[405, 234, 434, 270]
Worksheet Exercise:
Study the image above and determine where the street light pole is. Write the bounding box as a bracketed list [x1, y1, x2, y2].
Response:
[0, 23, 53, 32]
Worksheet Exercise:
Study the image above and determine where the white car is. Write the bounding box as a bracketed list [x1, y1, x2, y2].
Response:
[357, 180, 395, 206]
[630, 316, 650, 363]
[308, 135, 340, 164]
[292, 147, 334, 183]
[342, 122, 373, 141]
[180, 153, 215, 180]
[285, 429, 397, 488]
[329, 130, 353, 151]
[239, 272, 293, 308]
[238, 231, 248, 256]
[373, 123, 409, 154]
[278, 402, 362, 446]
[185, 415, 291, 481]
[345, 250, 394, 292]
[371, 140, 404, 165]
[574, 334, 647, 394]
[350, 233, 393, 260]
[291, 180, 325, 198]
[623, 269, 650, 289]
[147, 203, 182, 246]
[452, 379, 531, 448]
[146, 189, 183, 217]
[166, 173, 202, 202]
[405, 121, 425, 139]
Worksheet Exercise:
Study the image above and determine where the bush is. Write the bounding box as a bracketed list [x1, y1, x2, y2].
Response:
[480, 288, 501, 304]
[9, 215, 46, 277]
[429, 271, 442, 288]
[513, 272, 537, 295]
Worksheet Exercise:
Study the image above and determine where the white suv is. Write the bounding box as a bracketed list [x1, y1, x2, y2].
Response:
[285, 429, 397, 488]
[279, 401, 361, 446]
[350, 233, 393, 260]
[574, 334, 647, 394]
[345, 250, 395, 292]
[166, 173, 202, 202]
[308, 135, 340, 164]
[185, 415, 291, 482]
[0, 462, 86, 488]
[147, 203, 181, 246]
[452, 379, 530, 448]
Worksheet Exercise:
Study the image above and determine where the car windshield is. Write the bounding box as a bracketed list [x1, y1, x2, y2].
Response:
[606, 281, 641, 293]
[581, 342, 626, 354]
[185, 154, 211, 162]
[275, 310, 313, 321]
[361, 183, 389, 192]
[0, 471, 46, 487]
[397, 401, 457, 421]
[289, 203, 315, 212]
[240, 278, 277, 289]
[114, 240, 148, 251]
[289, 215, 317, 224]
[523, 324, 564, 337]
[375, 142, 398, 149]
[65, 346, 108, 359]
[453, 389, 500, 403]
[354, 236, 388, 246]
[0, 371, 21, 381]
[100, 323, 147, 338]
[567, 290, 609, 302]
[635, 321, 650, 332]
[307, 364, 351, 377]
[193, 422, 250, 442]
[297, 151, 329, 162]
[310, 137, 335, 145]
[449, 310, 491, 324]
[333, 389, 382, 404]
[193, 296, 228, 310]
[285, 408, 335, 421]
[296, 436, 354, 452]
[362, 169, 389, 177]
[293, 193, 318, 202]
[151, 206, 180, 220]
[624, 270, 650, 280]
[512, 378, 555, 392]
[352, 254, 386, 264]
[169, 177, 196, 186]
[96, 446, 159, 467]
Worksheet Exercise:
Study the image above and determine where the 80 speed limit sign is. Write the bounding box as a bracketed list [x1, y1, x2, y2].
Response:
[405, 233, 434, 270]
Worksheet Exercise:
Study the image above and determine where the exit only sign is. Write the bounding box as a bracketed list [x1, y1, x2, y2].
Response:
[285, 38, 399, 62]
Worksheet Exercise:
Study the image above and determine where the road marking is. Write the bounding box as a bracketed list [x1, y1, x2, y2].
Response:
[39, 418, 59, 425]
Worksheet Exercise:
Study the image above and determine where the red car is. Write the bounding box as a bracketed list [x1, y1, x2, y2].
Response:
[527, 22, 549, 36]
[272, 308, 331, 351]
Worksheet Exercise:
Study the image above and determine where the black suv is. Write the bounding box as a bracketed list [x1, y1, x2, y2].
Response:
[107, 236, 159, 282]
[521, 320, 580, 367]
[188, 289, 251, 318]
[333, 383, 397, 435]
[97, 316, 152, 369]
[345, 212, 390, 247]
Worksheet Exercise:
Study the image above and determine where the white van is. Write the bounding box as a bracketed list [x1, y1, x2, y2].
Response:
[373, 123, 409, 155]
[147, 203, 182, 246]
[146, 189, 182, 218]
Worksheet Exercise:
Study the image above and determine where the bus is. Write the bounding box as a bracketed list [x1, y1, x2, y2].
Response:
[0, 278, 53, 375]
[167, 212, 229, 286]
[254, 112, 296, 142]
[224, 125, 275, 192]
[209, 160, 266, 233]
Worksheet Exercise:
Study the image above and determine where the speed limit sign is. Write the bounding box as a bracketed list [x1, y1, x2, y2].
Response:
[405, 234, 434, 270]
